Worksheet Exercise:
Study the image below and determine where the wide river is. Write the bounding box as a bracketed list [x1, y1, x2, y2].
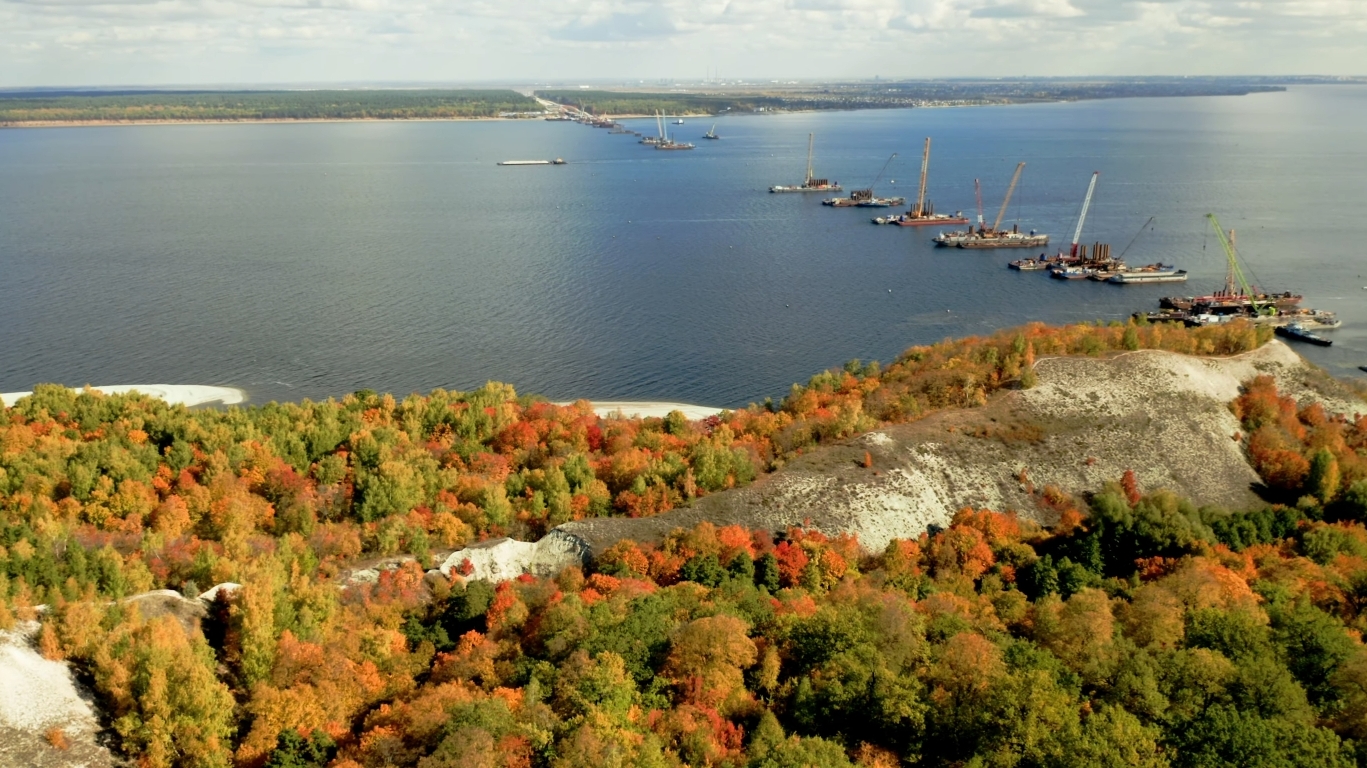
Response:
[3, 86, 1365, 407]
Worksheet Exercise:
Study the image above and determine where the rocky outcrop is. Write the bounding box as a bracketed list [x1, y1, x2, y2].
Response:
[436, 530, 592, 582]
[0, 623, 118, 768]
[559, 342, 1361, 554]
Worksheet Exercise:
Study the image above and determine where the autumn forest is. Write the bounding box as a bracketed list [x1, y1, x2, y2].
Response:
[6, 319, 1367, 767]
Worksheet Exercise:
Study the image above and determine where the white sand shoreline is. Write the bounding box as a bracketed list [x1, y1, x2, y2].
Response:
[0, 384, 246, 408]
[555, 401, 727, 420]
[0, 387, 727, 420]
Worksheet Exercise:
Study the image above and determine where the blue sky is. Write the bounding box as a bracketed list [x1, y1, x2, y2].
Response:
[2, 0, 1364, 87]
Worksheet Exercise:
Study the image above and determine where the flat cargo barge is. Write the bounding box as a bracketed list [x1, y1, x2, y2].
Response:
[958, 231, 1050, 249]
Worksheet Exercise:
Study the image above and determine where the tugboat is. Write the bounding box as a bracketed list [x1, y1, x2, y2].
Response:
[770, 134, 842, 192]
[1276, 324, 1333, 346]
[1050, 265, 1096, 280]
[1008, 255, 1054, 271]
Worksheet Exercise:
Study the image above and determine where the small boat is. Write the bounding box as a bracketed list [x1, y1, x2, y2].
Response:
[673, 119, 685, 125]
[703, 125, 719, 140]
[497, 159, 565, 166]
[856, 197, 906, 208]
[1008, 257, 1051, 271]
[935, 230, 972, 246]
[1276, 324, 1332, 346]
[1050, 266, 1095, 280]
[1271, 308, 1341, 329]
[1135, 310, 1191, 324]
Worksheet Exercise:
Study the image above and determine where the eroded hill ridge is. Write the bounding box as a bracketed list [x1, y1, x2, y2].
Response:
[439, 341, 1364, 580]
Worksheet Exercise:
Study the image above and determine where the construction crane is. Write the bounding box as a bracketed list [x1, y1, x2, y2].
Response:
[973, 178, 984, 228]
[1069, 171, 1100, 257]
[804, 133, 815, 185]
[912, 138, 931, 218]
[1206, 213, 1272, 314]
[1117, 216, 1156, 261]
[990, 162, 1026, 234]
[869, 152, 897, 194]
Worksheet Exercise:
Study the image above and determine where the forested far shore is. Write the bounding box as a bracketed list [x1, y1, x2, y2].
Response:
[0, 89, 542, 124]
[0, 77, 1301, 125]
[536, 79, 1290, 116]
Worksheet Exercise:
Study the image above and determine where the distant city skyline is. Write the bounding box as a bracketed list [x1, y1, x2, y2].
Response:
[2, 0, 1364, 88]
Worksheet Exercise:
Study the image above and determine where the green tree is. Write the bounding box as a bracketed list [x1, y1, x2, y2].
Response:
[1307, 449, 1341, 504]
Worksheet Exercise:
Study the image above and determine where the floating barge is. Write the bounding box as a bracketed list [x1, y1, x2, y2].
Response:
[772, 134, 841, 192]
[497, 159, 567, 166]
[959, 227, 1050, 249]
[1107, 265, 1189, 284]
[824, 190, 905, 208]
[824, 153, 898, 207]
[1159, 291, 1302, 311]
[874, 211, 971, 226]
[1137, 214, 1338, 335]
[879, 138, 970, 227]
[941, 162, 1050, 248]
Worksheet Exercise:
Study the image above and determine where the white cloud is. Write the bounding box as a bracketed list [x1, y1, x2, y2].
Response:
[0, 0, 1363, 85]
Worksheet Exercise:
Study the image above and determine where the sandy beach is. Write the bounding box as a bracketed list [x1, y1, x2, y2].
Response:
[556, 401, 726, 420]
[0, 387, 726, 420]
[0, 384, 246, 408]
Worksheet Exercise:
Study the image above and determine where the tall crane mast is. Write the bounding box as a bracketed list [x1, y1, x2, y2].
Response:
[1206, 213, 1270, 312]
[991, 163, 1026, 233]
[912, 138, 931, 218]
[974, 178, 984, 228]
[1070, 171, 1100, 257]
[804, 133, 815, 185]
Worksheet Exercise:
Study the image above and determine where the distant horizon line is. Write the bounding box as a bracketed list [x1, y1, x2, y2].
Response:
[2, 74, 1365, 93]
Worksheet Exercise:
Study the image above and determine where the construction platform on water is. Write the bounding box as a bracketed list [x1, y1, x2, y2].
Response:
[1135, 214, 1335, 332]
[872, 138, 970, 227]
[771, 134, 841, 192]
[823, 152, 901, 207]
[935, 162, 1049, 248]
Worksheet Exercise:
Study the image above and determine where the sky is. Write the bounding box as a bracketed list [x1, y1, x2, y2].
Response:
[1, 0, 1364, 87]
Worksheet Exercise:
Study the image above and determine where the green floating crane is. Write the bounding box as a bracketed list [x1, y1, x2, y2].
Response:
[1206, 213, 1275, 316]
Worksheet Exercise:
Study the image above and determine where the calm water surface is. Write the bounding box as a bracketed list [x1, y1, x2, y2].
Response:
[2, 86, 1366, 406]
